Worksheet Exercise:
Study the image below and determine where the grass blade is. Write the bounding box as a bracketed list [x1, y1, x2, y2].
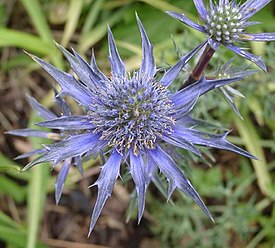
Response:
[139, 0, 185, 13]
[0, 153, 20, 173]
[78, 6, 129, 54]
[0, 211, 22, 229]
[61, 0, 83, 47]
[26, 113, 50, 248]
[0, 28, 53, 54]
[20, 0, 52, 41]
[20, 0, 64, 69]
[234, 114, 272, 197]
[0, 225, 48, 248]
[0, 164, 20, 172]
[81, 0, 106, 34]
[0, 175, 26, 203]
[26, 165, 48, 248]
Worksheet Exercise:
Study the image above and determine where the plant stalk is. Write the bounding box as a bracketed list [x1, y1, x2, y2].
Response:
[180, 44, 215, 89]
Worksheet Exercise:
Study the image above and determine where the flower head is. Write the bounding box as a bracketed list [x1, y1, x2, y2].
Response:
[8, 15, 256, 235]
[167, 0, 275, 71]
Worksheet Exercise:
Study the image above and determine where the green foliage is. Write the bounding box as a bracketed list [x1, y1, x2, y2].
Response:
[149, 160, 275, 248]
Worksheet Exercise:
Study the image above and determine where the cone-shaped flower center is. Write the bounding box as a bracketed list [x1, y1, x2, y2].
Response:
[89, 73, 175, 155]
[205, 4, 244, 43]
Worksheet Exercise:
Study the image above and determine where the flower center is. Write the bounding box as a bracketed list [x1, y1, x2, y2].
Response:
[205, 4, 244, 43]
[88, 73, 175, 155]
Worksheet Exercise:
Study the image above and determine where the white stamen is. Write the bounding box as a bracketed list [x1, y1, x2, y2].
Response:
[206, 2, 245, 43]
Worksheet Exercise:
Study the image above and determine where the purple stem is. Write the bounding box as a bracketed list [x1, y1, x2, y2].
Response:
[180, 44, 216, 89]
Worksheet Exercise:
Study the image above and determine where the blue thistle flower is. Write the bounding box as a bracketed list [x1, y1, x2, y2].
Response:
[8, 15, 256, 236]
[167, 0, 275, 71]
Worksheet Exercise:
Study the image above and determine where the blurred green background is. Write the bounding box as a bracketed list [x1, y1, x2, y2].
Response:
[0, 0, 275, 247]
